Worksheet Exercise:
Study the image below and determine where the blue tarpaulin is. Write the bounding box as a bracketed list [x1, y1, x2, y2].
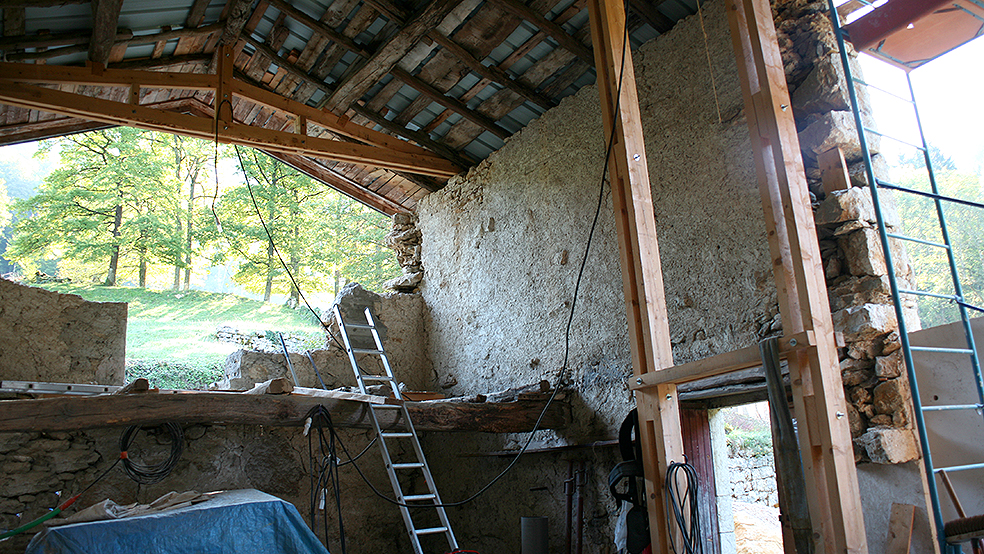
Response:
[26, 489, 330, 554]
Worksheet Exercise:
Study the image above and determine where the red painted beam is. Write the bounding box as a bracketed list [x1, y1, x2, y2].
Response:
[843, 0, 951, 50]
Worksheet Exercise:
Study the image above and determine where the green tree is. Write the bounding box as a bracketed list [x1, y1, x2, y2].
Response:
[161, 134, 214, 290]
[893, 152, 984, 328]
[7, 129, 177, 286]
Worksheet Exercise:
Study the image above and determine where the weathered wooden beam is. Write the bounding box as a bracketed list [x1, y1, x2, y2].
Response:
[627, 0, 673, 33]
[0, 393, 570, 433]
[586, 0, 680, 552]
[427, 30, 556, 110]
[726, 0, 868, 552]
[173, 0, 212, 55]
[0, 0, 85, 6]
[0, 117, 112, 145]
[264, 0, 370, 58]
[220, 0, 253, 45]
[390, 66, 510, 140]
[350, 103, 476, 172]
[88, 0, 124, 65]
[265, 151, 408, 214]
[361, 0, 410, 25]
[321, 0, 461, 114]
[488, 0, 594, 66]
[0, 61, 218, 89]
[3, 23, 221, 62]
[3, 7, 25, 37]
[110, 53, 213, 71]
[0, 81, 460, 177]
[0, 29, 132, 52]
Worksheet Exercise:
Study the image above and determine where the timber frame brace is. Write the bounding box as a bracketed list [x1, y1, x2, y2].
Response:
[0, 46, 461, 180]
[588, 0, 870, 552]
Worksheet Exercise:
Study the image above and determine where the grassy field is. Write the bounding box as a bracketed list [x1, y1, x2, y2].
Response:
[34, 283, 326, 388]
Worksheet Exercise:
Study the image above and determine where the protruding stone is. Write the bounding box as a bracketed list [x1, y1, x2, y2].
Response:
[799, 111, 864, 162]
[791, 56, 850, 114]
[873, 379, 906, 415]
[832, 303, 897, 342]
[875, 350, 904, 379]
[384, 271, 423, 293]
[815, 187, 876, 226]
[855, 427, 919, 464]
[839, 227, 886, 276]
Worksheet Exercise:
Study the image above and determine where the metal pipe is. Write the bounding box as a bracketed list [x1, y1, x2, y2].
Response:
[565, 461, 574, 554]
[576, 461, 585, 554]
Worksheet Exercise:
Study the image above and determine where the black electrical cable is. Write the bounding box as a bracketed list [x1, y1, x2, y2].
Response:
[664, 461, 702, 554]
[232, 145, 347, 351]
[305, 405, 348, 554]
[119, 423, 184, 485]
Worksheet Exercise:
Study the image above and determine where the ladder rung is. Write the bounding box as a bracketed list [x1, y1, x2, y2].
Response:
[360, 375, 392, 381]
[391, 462, 425, 470]
[403, 494, 437, 502]
[370, 403, 402, 409]
[922, 404, 983, 412]
[898, 288, 958, 301]
[382, 432, 414, 438]
[853, 78, 915, 104]
[344, 322, 375, 330]
[934, 462, 984, 474]
[909, 346, 975, 354]
[886, 232, 950, 250]
[862, 127, 926, 151]
[877, 180, 984, 211]
[351, 347, 384, 355]
[413, 527, 449, 536]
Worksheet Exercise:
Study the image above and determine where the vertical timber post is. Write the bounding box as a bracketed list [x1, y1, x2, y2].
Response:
[586, 0, 684, 552]
[725, 0, 868, 552]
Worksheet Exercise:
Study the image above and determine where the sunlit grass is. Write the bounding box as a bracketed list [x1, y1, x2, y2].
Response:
[30, 282, 325, 388]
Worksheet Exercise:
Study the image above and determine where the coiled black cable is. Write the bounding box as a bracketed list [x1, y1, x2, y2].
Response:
[665, 461, 702, 554]
[119, 422, 184, 485]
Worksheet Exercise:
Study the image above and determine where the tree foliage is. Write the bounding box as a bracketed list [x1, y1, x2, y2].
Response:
[892, 150, 984, 328]
[6, 130, 398, 302]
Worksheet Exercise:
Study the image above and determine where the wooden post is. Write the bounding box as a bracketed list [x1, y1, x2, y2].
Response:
[726, 0, 868, 552]
[586, 0, 683, 552]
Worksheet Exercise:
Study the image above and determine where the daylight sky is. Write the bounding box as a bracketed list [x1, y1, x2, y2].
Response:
[859, 36, 984, 174]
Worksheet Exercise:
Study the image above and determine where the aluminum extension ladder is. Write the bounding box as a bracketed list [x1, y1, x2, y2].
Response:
[332, 305, 458, 554]
[828, 4, 984, 552]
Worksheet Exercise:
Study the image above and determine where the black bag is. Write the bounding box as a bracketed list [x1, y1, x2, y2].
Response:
[608, 409, 651, 553]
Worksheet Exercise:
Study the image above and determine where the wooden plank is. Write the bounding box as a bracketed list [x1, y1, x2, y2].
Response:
[0, 117, 111, 145]
[5, 24, 221, 62]
[820, 147, 851, 195]
[680, 408, 721, 554]
[630, 332, 815, 389]
[110, 53, 212, 71]
[586, 0, 680, 552]
[885, 503, 916, 554]
[0, 81, 460, 177]
[487, 0, 593, 66]
[173, 0, 213, 56]
[0, 0, 86, 6]
[627, 0, 673, 33]
[0, 393, 570, 433]
[390, 66, 510, 140]
[87, 0, 124, 65]
[243, 12, 286, 80]
[726, 0, 868, 553]
[0, 28, 130, 50]
[321, 0, 462, 114]
[241, 34, 333, 97]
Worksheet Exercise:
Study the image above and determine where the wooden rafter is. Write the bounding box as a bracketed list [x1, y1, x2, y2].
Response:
[220, 0, 253, 46]
[4, 23, 223, 62]
[0, 0, 86, 6]
[0, 63, 461, 177]
[586, 0, 682, 551]
[349, 103, 476, 169]
[264, 0, 370, 58]
[321, 0, 462, 114]
[627, 0, 674, 34]
[389, 66, 511, 140]
[88, 0, 125, 66]
[427, 30, 556, 110]
[241, 35, 334, 97]
[3, 7, 25, 37]
[488, 0, 594, 66]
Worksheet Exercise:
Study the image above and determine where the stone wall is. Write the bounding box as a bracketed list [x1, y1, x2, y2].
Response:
[728, 454, 779, 507]
[0, 278, 126, 385]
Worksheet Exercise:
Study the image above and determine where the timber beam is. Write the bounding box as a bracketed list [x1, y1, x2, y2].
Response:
[586, 0, 682, 552]
[0, 393, 570, 433]
[726, 0, 868, 552]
